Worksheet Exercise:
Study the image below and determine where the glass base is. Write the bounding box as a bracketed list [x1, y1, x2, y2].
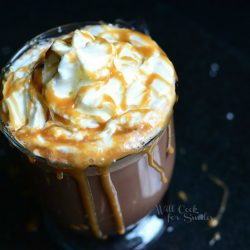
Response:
[44, 210, 167, 250]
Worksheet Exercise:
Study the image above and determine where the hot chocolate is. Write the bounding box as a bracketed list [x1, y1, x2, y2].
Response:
[0, 23, 177, 239]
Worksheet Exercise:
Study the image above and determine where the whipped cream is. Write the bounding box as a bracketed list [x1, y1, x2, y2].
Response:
[1, 24, 177, 168]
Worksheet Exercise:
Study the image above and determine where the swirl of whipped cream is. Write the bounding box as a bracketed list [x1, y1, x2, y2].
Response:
[1, 24, 177, 168]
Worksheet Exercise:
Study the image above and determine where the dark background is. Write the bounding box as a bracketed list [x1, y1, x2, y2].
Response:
[0, 0, 249, 249]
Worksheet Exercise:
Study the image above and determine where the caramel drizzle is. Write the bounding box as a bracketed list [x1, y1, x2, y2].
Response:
[54, 123, 171, 239]
[143, 123, 173, 184]
[4, 26, 177, 167]
[69, 169, 105, 239]
[65, 166, 125, 238]
[99, 166, 125, 234]
[208, 175, 229, 228]
[167, 123, 175, 155]
[146, 138, 168, 184]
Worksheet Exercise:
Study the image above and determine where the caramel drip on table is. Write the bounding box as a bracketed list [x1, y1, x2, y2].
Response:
[68, 169, 105, 239]
[99, 166, 125, 234]
[208, 175, 229, 228]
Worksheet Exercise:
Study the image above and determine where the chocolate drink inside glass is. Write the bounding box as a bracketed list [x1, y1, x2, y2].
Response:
[0, 22, 177, 248]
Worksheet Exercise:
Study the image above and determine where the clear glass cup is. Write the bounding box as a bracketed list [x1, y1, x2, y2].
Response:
[0, 21, 176, 249]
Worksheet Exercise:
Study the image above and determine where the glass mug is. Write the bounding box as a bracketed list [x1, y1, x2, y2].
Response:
[0, 21, 176, 249]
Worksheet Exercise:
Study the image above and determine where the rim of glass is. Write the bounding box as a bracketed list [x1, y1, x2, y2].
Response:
[0, 20, 168, 170]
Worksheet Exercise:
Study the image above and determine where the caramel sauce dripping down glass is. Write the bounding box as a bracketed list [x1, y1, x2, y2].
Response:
[0, 21, 177, 249]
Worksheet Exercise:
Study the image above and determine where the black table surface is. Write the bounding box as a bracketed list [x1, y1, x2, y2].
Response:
[0, 1, 249, 249]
